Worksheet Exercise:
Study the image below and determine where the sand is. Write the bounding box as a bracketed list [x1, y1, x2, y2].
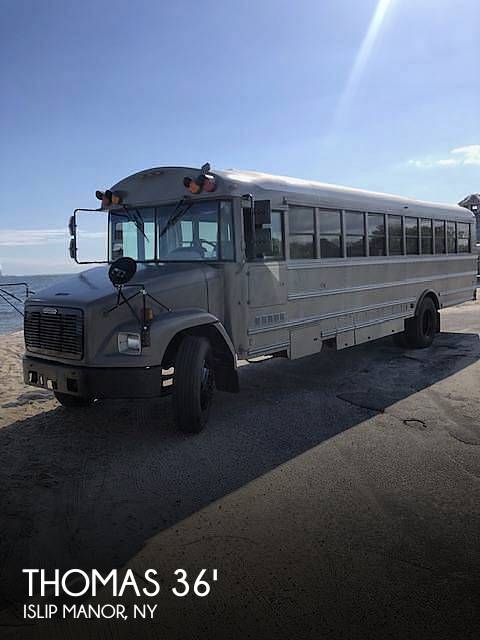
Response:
[0, 332, 56, 423]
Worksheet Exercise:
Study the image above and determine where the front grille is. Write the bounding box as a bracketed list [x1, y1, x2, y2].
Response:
[24, 307, 84, 360]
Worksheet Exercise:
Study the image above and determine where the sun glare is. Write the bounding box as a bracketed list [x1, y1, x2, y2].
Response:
[333, 0, 394, 129]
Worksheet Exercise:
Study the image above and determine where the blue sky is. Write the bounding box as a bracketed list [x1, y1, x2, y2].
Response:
[0, 0, 479, 274]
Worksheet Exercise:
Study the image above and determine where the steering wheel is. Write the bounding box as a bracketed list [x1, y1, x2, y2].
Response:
[199, 238, 217, 248]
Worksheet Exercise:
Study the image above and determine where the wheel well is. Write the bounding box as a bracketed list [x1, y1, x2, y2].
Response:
[416, 290, 439, 313]
[162, 324, 239, 393]
[414, 290, 441, 333]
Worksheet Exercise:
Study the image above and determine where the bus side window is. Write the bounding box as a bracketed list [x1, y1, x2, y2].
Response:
[447, 221, 456, 253]
[345, 211, 365, 257]
[457, 223, 470, 253]
[368, 213, 386, 256]
[319, 210, 342, 258]
[265, 211, 284, 259]
[289, 207, 315, 259]
[405, 217, 419, 255]
[421, 219, 433, 254]
[388, 215, 403, 255]
[219, 201, 234, 260]
[243, 208, 284, 261]
[434, 220, 446, 254]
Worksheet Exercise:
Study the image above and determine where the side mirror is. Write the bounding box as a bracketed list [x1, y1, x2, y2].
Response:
[69, 237, 77, 260]
[68, 215, 76, 260]
[254, 200, 271, 226]
[253, 228, 273, 257]
[68, 215, 75, 237]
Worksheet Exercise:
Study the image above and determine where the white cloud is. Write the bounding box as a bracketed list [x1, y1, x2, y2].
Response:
[436, 158, 457, 166]
[0, 229, 104, 247]
[0, 229, 67, 247]
[450, 145, 480, 165]
[408, 144, 480, 169]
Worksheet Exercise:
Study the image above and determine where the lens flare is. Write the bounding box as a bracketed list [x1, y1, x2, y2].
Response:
[333, 0, 394, 129]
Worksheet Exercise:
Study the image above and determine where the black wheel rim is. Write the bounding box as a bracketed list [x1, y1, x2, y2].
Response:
[200, 361, 214, 413]
[422, 309, 434, 338]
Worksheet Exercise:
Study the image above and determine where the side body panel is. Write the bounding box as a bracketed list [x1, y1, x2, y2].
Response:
[245, 249, 476, 360]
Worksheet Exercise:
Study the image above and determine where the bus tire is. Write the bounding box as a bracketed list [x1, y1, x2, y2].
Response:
[172, 335, 215, 433]
[405, 297, 437, 349]
[54, 391, 93, 407]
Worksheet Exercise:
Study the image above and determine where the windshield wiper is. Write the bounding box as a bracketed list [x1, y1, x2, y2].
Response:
[122, 205, 149, 242]
[158, 199, 193, 239]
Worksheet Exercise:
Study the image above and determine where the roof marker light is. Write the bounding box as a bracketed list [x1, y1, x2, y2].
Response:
[183, 177, 201, 194]
[95, 189, 112, 208]
[183, 169, 217, 194]
[203, 177, 217, 192]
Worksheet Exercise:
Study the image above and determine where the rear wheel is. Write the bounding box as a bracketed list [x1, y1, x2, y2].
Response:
[54, 391, 93, 407]
[172, 335, 215, 433]
[405, 297, 437, 349]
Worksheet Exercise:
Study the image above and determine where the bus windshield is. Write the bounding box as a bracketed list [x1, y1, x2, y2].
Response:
[110, 200, 234, 262]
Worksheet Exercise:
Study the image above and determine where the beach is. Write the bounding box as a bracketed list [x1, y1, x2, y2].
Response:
[0, 331, 56, 421]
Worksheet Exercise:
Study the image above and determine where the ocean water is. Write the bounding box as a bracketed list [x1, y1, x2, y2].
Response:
[0, 274, 72, 334]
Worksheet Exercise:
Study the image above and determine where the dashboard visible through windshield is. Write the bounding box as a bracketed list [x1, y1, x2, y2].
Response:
[110, 200, 234, 262]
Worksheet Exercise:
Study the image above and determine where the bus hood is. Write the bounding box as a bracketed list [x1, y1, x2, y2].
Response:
[25, 263, 219, 312]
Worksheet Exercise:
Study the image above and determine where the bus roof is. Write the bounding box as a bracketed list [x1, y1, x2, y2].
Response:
[111, 166, 474, 221]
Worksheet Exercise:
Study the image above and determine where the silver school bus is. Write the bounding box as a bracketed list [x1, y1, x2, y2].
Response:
[23, 165, 477, 432]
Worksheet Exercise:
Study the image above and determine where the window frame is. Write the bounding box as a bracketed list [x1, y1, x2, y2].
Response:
[433, 219, 446, 255]
[386, 214, 404, 256]
[457, 221, 471, 254]
[404, 216, 420, 255]
[110, 207, 156, 263]
[109, 198, 236, 264]
[243, 206, 286, 263]
[283, 200, 473, 262]
[318, 208, 343, 259]
[446, 220, 456, 254]
[345, 210, 366, 258]
[267, 210, 286, 261]
[367, 212, 386, 257]
[288, 206, 316, 260]
[420, 218, 433, 255]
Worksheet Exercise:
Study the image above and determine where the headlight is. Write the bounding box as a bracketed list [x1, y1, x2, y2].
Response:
[118, 332, 142, 355]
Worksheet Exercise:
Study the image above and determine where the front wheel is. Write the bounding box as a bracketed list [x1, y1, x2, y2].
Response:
[172, 336, 215, 433]
[54, 391, 93, 407]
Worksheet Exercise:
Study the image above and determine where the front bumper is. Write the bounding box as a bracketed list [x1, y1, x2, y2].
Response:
[23, 355, 164, 399]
